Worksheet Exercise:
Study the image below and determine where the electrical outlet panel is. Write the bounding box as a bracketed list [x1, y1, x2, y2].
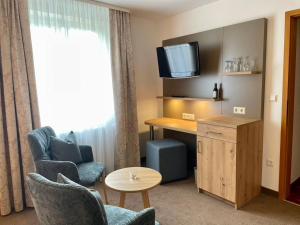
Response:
[233, 107, 246, 115]
[266, 159, 274, 167]
[182, 113, 195, 120]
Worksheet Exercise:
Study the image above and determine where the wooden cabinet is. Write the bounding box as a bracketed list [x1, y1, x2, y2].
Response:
[197, 137, 236, 202]
[197, 116, 263, 209]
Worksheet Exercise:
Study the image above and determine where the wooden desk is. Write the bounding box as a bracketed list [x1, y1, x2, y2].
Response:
[145, 116, 263, 209]
[145, 117, 197, 139]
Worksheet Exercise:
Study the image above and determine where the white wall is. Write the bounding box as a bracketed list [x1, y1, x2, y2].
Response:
[131, 16, 162, 157]
[291, 19, 300, 184]
[156, 0, 300, 191]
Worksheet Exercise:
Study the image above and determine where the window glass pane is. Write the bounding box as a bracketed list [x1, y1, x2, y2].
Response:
[29, 0, 113, 133]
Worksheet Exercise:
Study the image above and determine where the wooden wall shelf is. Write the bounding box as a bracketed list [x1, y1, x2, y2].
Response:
[223, 71, 261, 76]
[156, 96, 222, 102]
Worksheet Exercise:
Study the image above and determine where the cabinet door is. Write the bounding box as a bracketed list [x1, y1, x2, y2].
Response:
[197, 136, 236, 202]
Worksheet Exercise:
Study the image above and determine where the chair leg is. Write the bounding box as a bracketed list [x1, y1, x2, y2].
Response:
[103, 185, 109, 204]
[102, 173, 109, 204]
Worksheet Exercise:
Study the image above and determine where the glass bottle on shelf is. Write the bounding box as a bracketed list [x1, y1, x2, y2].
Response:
[218, 83, 223, 101]
[213, 83, 218, 100]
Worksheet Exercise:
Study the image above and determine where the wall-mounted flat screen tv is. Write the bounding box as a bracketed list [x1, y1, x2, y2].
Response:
[156, 42, 200, 78]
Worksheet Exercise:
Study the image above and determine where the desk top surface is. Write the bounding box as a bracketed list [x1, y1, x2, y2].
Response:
[145, 116, 260, 134]
[145, 117, 197, 134]
[198, 116, 260, 128]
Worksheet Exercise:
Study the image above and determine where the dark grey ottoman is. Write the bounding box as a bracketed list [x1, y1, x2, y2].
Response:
[146, 139, 187, 183]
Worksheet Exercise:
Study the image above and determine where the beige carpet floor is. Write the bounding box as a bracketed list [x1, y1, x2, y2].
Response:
[1, 178, 300, 225]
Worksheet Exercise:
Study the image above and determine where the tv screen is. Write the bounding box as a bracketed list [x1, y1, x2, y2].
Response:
[156, 42, 200, 78]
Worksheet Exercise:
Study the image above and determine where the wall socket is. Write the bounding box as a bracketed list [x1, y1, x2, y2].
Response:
[233, 107, 246, 115]
[266, 159, 274, 167]
[182, 113, 195, 120]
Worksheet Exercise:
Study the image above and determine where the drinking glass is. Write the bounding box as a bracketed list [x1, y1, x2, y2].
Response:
[238, 57, 243, 72]
[129, 171, 137, 180]
[243, 56, 250, 71]
[233, 58, 239, 72]
[250, 58, 257, 71]
[225, 60, 232, 72]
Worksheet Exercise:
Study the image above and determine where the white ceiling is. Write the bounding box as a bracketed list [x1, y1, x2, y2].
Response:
[99, 0, 219, 18]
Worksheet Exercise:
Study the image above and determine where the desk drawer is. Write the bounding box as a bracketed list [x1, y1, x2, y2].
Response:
[197, 123, 237, 143]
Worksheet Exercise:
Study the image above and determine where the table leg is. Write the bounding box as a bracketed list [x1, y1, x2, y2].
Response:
[150, 125, 154, 140]
[141, 191, 150, 208]
[119, 192, 126, 208]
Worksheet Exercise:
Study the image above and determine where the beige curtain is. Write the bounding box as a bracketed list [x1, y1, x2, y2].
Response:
[0, 0, 40, 216]
[109, 9, 140, 169]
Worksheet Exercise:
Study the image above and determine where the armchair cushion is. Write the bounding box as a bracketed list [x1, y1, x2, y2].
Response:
[79, 145, 94, 162]
[105, 205, 159, 225]
[50, 136, 82, 164]
[57, 173, 102, 202]
[65, 131, 78, 144]
[78, 162, 105, 187]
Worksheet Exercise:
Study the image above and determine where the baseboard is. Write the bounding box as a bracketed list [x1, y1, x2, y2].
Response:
[261, 186, 279, 197]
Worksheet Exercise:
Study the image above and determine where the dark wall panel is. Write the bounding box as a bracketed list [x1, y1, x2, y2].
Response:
[163, 28, 223, 99]
[222, 19, 267, 118]
[162, 18, 267, 120]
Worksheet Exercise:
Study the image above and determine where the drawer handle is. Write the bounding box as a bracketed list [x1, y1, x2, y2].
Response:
[207, 131, 223, 135]
[220, 177, 225, 186]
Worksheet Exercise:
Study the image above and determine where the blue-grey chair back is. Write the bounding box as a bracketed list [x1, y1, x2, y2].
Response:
[27, 173, 107, 225]
[27, 126, 56, 161]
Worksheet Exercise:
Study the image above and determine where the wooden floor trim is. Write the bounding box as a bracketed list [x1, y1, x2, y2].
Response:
[261, 187, 279, 198]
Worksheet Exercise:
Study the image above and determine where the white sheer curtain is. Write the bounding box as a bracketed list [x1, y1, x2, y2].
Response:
[28, 0, 115, 172]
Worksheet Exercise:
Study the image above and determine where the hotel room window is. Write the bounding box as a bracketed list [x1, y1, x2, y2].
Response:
[28, 0, 115, 170]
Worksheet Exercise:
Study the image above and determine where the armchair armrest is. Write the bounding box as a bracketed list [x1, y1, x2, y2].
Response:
[79, 145, 94, 162]
[130, 208, 156, 225]
[35, 160, 80, 183]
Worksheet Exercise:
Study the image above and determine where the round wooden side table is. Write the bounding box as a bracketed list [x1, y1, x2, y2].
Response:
[105, 167, 162, 208]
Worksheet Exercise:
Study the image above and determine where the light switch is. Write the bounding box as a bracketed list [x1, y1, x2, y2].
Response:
[269, 94, 278, 102]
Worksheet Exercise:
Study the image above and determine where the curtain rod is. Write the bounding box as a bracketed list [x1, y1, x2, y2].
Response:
[79, 0, 130, 13]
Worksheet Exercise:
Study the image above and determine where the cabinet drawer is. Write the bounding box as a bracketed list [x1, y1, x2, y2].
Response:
[197, 123, 237, 143]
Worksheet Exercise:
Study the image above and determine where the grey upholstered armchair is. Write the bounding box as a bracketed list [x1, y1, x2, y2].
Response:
[27, 173, 159, 225]
[27, 126, 105, 188]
